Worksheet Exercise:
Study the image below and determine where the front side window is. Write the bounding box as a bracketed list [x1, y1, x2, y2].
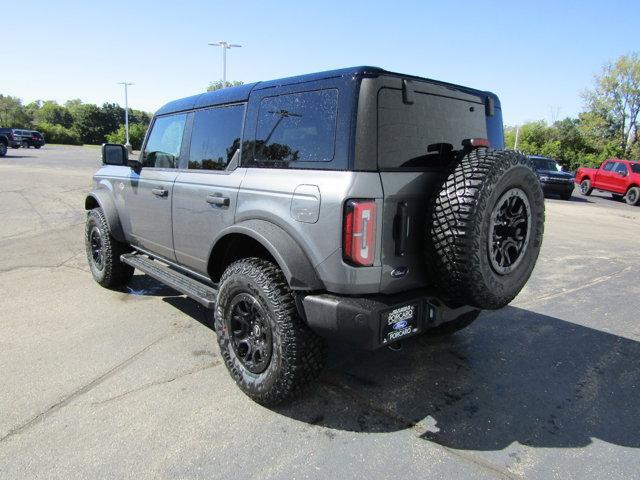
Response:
[142, 114, 186, 168]
[253, 89, 338, 165]
[602, 161, 615, 171]
[614, 162, 628, 175]
[188, 104, 244, 171]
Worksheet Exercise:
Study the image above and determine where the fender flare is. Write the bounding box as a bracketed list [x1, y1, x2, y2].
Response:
[85, 189, 125, 242]
[211, 219, 324, 291]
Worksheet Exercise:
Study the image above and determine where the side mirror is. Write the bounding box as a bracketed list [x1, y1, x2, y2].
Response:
[101, 143, 129, 166]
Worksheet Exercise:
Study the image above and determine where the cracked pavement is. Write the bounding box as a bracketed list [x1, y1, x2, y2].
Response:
[0, 146, 639, 479]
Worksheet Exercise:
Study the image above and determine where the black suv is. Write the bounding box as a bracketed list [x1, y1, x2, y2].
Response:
[529, 155, 574, 200]
[0, 128, 23, 149]
[23, 130, 45, 148]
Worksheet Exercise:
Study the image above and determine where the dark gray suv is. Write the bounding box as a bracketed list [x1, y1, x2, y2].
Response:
[85, 67, 545, 405]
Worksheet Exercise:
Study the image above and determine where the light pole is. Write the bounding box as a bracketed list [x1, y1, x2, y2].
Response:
[117, 82, 134, 151]
[208, 41, 242, 85]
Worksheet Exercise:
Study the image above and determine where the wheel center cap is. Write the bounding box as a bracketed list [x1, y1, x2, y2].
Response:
[252, 324, 261, 337]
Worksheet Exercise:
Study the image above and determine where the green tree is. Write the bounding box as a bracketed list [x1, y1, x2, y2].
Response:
[33, 101, 74, 128]
[0, 95, 31, 127]
[207, 80, 244, 92]
[105, 123, 148, 150]
[583, 53, 640, 155]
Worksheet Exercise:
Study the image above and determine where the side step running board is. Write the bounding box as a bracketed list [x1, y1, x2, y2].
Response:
[121, 253, 218, 309]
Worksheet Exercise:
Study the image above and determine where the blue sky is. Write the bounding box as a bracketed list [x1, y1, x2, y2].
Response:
[1, 0, 638, 125]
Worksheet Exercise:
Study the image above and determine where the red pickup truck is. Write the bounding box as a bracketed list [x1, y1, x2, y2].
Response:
[575, 159, 640, 205]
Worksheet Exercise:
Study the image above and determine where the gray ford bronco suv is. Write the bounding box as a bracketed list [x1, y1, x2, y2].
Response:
[85, 67, 544, 405]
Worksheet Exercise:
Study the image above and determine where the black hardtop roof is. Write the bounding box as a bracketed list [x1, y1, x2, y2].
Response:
[155, 66, 499, 116]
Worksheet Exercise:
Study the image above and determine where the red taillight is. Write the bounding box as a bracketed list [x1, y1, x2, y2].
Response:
[462, 138, 491, 149]
[343, 199, 377, 267]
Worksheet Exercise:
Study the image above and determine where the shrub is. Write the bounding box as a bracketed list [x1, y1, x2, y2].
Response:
[36, 122, 82, 145]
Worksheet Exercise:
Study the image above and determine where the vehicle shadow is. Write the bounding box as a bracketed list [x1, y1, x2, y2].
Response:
[274, 306, 640, 450]
[141, 275, 640, 451]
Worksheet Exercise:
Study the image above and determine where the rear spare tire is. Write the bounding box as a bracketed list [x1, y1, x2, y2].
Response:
[425, 149, 544, 310]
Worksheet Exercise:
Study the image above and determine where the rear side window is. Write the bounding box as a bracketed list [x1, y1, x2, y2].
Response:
[631, 163, 640, 174]
[253, 89, 338, 165]
[378, 88, 487, 170]
[188, 104, 244, 170]
[142, 114, 186, 168]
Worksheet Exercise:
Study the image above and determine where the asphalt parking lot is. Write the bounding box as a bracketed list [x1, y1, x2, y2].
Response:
[1, 145, 639, 479]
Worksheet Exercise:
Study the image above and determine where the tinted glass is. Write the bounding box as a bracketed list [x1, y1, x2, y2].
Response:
[631, 163, 640, 174]
[603, 161, 615, 171]
[188, 104, 244, 170]
[142, 114, 186, 168]
[254, 89, 338, 165]
[614, 162, 628, 174]
[532, 157, 559, 171]
[378, 88, 487, 169]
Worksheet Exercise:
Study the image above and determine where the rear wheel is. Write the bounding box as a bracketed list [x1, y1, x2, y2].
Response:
[35, 145, 41, 149]
[625, 186, 640, 206]
[424, 149, 545, 310]
[0, 143, 7, 157]
[215, 258, 327, 405]
[580, 179, 593, 196]
[85, 208, 134, 288]
[21, 141, 29, 148]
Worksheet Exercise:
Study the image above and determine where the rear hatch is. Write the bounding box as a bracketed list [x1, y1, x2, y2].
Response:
[355, 74, 503, 294]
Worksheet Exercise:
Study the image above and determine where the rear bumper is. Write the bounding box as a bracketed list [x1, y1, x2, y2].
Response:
[301, 289, 477, 350]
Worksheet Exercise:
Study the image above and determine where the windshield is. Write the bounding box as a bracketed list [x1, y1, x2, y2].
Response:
[532, 157, 560, 171]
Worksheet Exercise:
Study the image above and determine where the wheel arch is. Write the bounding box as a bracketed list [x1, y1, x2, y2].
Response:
[208, 220, 324, 291]
[84, 190, 126, 242]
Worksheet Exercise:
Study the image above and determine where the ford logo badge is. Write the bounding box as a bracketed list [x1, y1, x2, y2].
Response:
[391, 266, 409, 278]
[393, 320, 408, 330]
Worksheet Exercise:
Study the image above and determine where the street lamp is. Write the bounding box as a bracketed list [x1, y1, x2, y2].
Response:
[208, 41, 242, 85]
[117, 82, 134, 151]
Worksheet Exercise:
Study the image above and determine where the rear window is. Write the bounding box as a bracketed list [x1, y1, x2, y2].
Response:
[252, 89, 338, 165]
[378, 87, 487, 170]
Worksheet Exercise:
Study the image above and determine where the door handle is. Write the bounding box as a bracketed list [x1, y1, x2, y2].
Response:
[206, 194, 230, 207]
[151, 188, 168, 197]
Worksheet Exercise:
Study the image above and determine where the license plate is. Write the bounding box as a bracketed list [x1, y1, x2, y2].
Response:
[381, 303, 419, 344]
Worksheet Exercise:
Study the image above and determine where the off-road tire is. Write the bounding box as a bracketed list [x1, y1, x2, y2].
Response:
[426, 310, 481, 336]
[85, 208, 133, 288]
[0, 142, 7, 157]
[22, 141, 29, 148]
[424, 149, 545, 310]
[35, 145, 41, 149]
[580, 179, 593, 196]
[625, 186, 640, 206]
[214, 258, 327, 406]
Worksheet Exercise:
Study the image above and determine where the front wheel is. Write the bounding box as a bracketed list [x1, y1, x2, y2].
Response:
[214, 258, 327, 405]
[580, 179, 593, 196]
[85, 208, 134, 288]
[0, 143, 7, 157]
[626, 186, 640, 206]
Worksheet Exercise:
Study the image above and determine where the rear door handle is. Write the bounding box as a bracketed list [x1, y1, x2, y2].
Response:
[206, 194, 230, 207]
[151, 188, 168, 197]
